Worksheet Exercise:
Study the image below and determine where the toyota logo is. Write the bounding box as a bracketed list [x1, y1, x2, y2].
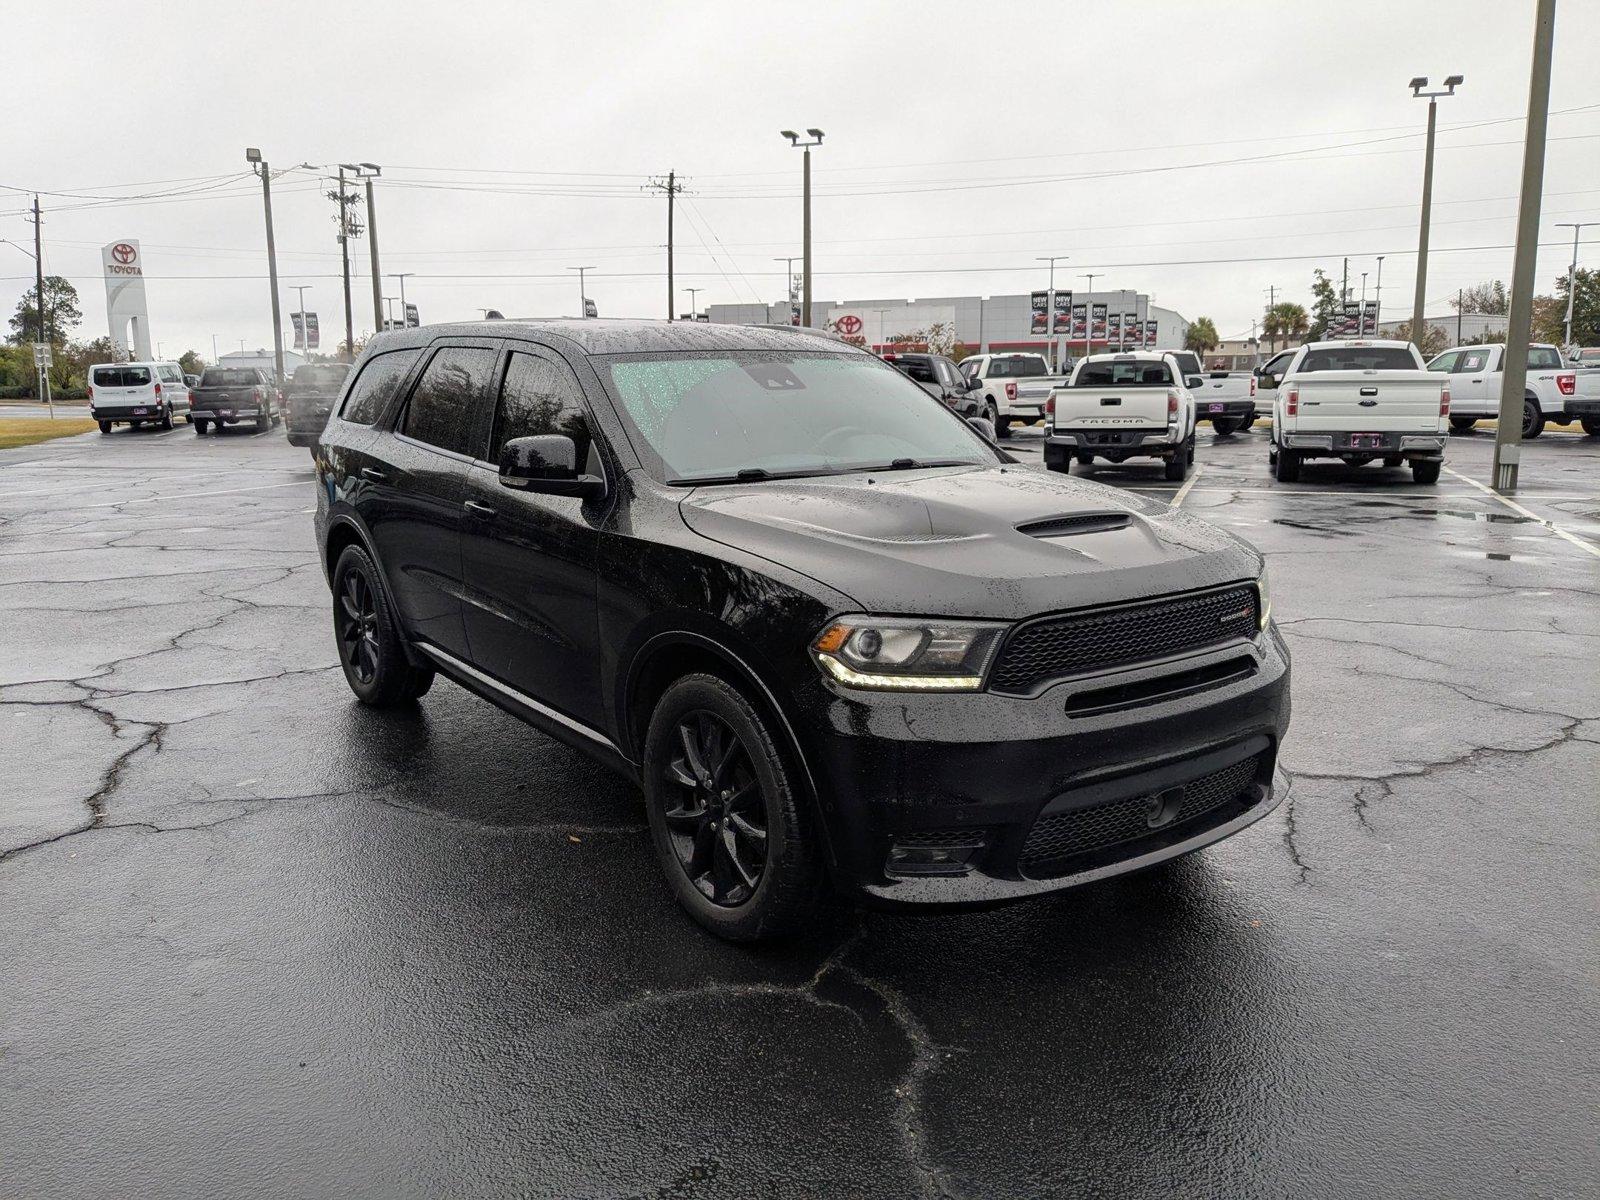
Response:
[112, 243, 137, 264]
[836, 315, 862, 335]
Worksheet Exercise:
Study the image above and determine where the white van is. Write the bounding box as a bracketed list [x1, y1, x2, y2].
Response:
[87, 362, 193, 433]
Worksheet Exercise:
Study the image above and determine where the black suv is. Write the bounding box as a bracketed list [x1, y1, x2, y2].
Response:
[315, 321, 1290, 940]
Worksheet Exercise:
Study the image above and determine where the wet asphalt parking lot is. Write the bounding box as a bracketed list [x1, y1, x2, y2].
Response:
[2, 416, 1597, 1198]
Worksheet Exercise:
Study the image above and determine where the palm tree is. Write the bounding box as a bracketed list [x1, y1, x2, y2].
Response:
[1263, 302, 1309, 352]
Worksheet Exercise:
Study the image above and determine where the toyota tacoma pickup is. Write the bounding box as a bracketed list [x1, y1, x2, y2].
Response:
[1425, 342, 1600, 438]
[1045, 351, 1199, 481]
[1268, 340, 1447, 483]
[283, 362, 352, 450]
[960, 352, 1069, 438]
[190, 367, 281, 434]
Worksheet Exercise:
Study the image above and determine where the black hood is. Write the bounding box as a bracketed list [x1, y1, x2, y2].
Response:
[679, 466, 1261, 621]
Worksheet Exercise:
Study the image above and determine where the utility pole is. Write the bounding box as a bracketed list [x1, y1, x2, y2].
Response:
[1375, 256, 1386, 330]
[1410, 73, 1463, 347]
[211, 334, 219, 363]
[1458, 289, 1464, 345]
[1080, 273, 1099, 358]
[1264, 285, 1278, 352]
[683, 287, 701, 320]
[569, 266, 595, 317]
[1493, 2, 1553, 494]
[1555, 222, 1592, 349]
[353, 164, 383, 334]
[246, 149, 285, 383]
[1342, 256, 1349, 304]
[333, 166, 356, 361]
[782, 129, 824, 326]
[30, 196, 46, 351]
[646, 172, 685, 321]
[1037, 255, 1069, 370]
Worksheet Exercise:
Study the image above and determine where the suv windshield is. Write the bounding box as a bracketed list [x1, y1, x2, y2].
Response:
[1297, 347, 1418, 372]
[200, 368, 263, 387]
[600, 351, 992, 484]
[1071, 359, 1173, 387]
[91, 366, 151, 387]
[984, 356, 1047, 378]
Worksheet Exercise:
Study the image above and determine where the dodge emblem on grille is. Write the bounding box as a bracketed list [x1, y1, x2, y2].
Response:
[1221, 608, 1252, 624]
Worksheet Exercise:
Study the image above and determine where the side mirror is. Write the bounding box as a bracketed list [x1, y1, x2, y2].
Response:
[967, 376, 983, 392]
[498, 434, 605, 499]
[1185, 375, 1204, 390]
[966, 416, 996, 443]
[1259, 373, 1277, 390]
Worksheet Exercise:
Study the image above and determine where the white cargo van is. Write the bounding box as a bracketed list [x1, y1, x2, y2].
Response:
[87, 362, 192, 433]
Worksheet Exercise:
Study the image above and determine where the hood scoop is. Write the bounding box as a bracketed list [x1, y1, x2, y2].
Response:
[1017, 512, 1133, 538]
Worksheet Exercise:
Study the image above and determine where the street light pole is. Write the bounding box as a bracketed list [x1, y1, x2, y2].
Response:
[569, 266, 595, 317]
[391, 273, 413, 327]
[1409, 73, 1463, 346]
[683, 287, 702, 320]
[246, 150, 286, 384]
[352, 163, 383, 334]
[1037, 255, 1069, 370]
[871, 307, 893, 355]
[1375, 255, 1385, 330]
[781, 129, 824, 326]
[1554, 222, 1592, 350]
[291, 285, 312, 357]
[1493, 2, 1553, 494]
[1080, 273, 1099, 358]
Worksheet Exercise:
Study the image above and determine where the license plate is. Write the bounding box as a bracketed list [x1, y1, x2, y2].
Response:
[1351, 433, 1383, 449]
[133, 407, 148, 415]
[220, 411, 233, 418]
[1209, 403, 1224, 412]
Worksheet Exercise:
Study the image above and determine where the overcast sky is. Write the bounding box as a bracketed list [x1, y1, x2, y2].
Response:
[5, 0, 1598, 359]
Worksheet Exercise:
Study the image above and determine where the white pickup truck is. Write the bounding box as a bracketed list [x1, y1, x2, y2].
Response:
[959, 352, 1068, 438]
[1160, 351, 1258, 434]
[1043, 351, 1198, 481]
[1267, 340, 1447, 484]
[1425, 342, 1600, 438]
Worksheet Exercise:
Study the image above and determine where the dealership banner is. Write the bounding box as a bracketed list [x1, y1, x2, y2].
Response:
[291, 311, 320, 351]
[1091, 303, 1107, 342]
[1070, 303, 1087, 340]
[1030, 291, 1049, 335]
[1361, 300, 1377, 336]
[1052, 290, 1072, 334]
[405, 303, 420, 329]
[1107, 312, 1122, 345]
[1144, 318, 1158, 348]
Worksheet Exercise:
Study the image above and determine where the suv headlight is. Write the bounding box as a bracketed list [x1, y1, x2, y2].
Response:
[812, 616, 1005, 691]
[1256, 565, 1271, 629]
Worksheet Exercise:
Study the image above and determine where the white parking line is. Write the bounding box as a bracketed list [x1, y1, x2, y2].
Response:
[1170, 465, 1203, 508]
[1443, 466, 1600, 560]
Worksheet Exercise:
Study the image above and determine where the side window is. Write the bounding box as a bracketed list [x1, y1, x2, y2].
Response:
[490, 351, 594, 469]
[400, 346, 498, 456]
[1428, 351, 1461, 374]
[340, 348, 423, 426]
[1460, 350, 1490, 374]
[1527, 347, 1561, 369]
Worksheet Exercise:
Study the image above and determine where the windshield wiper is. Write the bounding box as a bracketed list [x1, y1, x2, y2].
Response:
[670, 466, 834, 486]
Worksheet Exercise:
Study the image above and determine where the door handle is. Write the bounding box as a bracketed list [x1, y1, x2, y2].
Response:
[464, 500, 498, 518]
[1471, 378, 1483, 383]
[360, 467, 388, 482]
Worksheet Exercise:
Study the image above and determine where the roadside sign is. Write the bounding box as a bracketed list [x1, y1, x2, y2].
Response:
[584, 298, 598, 318]
[836, 314, 862, 336]
[33, 342, 52, 366]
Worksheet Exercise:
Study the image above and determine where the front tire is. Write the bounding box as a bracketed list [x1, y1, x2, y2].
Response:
[1412, 459, 1442, 485]
[1523, 398, 1545, 439]
[331, 544, 434, 707]
[643, 674, 822, 942]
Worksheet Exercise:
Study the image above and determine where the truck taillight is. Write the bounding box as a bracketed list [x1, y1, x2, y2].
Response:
[1440, 383, 1451, 416]
[1166, 389, 1179, 419]
[86, 385, 94, 401]
[1557, 373, 1576, 396]
[1005, 381, 1017, 401]
[1285, 385, 1299, 417]
[153, 382, 162, 397]
[1045, 395, 1055, 417]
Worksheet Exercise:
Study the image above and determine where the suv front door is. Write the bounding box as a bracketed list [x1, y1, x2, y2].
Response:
[363, 338, 500, 659]
[460, 347, 606, 726]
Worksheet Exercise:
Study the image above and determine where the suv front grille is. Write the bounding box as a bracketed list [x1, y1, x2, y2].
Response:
[987, 585, 1258, 696]
[1020, 755, 1260, 876]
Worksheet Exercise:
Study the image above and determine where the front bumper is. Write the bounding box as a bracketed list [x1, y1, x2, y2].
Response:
[791, 624, 1292, 907]
[1280, 431, 1445, 459]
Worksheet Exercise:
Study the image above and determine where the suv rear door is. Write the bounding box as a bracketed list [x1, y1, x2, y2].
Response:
[360, 338, 501, 658]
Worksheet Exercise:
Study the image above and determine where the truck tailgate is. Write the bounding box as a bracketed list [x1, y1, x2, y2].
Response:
[1290, 372, 1442, 431]
[1055, 386, 1169, 428]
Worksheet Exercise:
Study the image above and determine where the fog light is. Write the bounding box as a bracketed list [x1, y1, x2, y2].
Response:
[886, 832, 989, 878]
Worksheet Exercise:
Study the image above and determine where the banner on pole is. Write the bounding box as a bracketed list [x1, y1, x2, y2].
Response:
[405, 303, 419, 329]
[1052, 290, 1072, 334]
[1030, 291, 1048, 335]
[1144, 319, 1159, 348]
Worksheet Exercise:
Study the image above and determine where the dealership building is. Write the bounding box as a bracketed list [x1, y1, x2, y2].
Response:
[707, 290, 1190, 359]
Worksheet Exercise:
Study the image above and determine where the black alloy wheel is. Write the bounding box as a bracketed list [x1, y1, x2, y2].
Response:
[337, 568, 381, 687]
[330, 544, 434, 706]
[661, 710, 769, 906]
[1523, 398, 1545, 439]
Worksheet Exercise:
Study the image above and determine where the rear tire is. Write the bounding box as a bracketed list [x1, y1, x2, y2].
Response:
[1240, 414, 1256, 432]
[1523, 398, 1545, 439]
[994, 413, 1012, 439]
[1411, 459, 1442, 485]
[642, 673, 823, 942]
[1450, 417, 1476, 433]
[159, 406, 174, 431]
[1212, 417, 1238, 436]
[1274, 448, 1301, 482]
[331, 544, 435, 707]
[193, 419, 208, 434]
[1582, 417, 1600, 437]
[1382, 454, 1404, 468]
[1163, 452, 1189, 482]
[97, 420, 111, 434]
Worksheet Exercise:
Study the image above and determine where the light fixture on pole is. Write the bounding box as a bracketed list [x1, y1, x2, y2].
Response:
[781, 129, 824, 327]
[1409, 73, 1463, 346]
[1554, 222, 1592, 350]
[569, 266, 596, 317]
[1037, 256, 1069, 370]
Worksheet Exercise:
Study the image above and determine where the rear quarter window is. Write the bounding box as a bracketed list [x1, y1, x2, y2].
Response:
[1527, 347, 1563, 369]
[339, 349, 424, 426]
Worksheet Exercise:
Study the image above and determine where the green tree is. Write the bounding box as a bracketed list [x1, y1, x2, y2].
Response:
[1532, 267, 1600, 347]
[7, 276, 82, 346]
[178, 350, 206, 375]
[1264, 302, 1309, 351]
[1388, 319, 1449, 359]
[1184, 316, 1220, 355]
[1451, 280, 1508, 315]
[1307, 269, 1339, 339]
